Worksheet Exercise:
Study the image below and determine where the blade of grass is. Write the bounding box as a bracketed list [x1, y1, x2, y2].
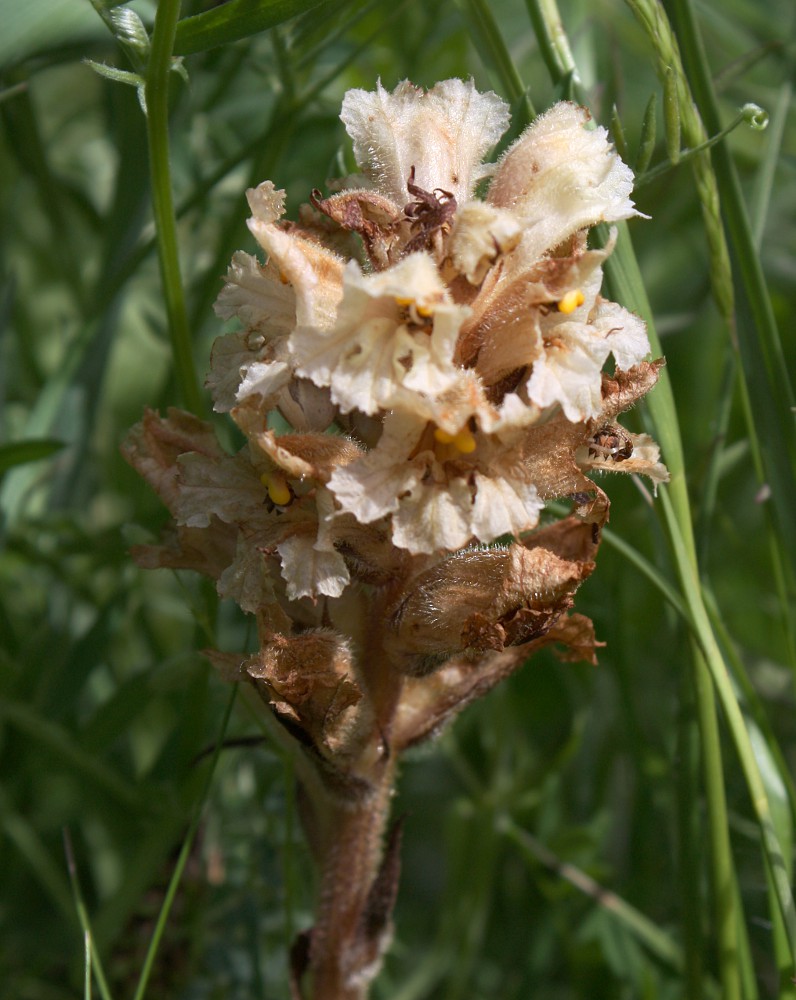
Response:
[609, 220, 796, 969]
[522, 1, 795, 988]
[0, 438, 64, 475]
[660, 487, 796, 963]
[705, 587, 796, 830]
[676, 669, 706, 1000]
[144, 0, 204, 415]
[173, 0, 332, 55]
[63, 830, 114, 1000]
[0, 791, 75, 921]
[459, 0, 536, 125]
[0, 700, 141, 809]
[662, 0, 796, 583]
[750, 80, 791, 252]
[704, 587, 796, 996]
[499, 816, 698, 981]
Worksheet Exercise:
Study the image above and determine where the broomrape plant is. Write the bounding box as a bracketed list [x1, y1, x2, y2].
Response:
[124, 79, 667, 1000]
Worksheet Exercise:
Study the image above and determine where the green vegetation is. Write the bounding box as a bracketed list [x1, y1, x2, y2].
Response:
[1, 0, 794, 996]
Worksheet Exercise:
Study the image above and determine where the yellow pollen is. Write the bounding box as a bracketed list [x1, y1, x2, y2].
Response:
[394, 296, 414, 307]
[558, 289, 585, 314]
[453, 428, 477, 453]
[415, 303, 434, 318]
[260, 471, 291, 506]
[434, 426, 477, 453]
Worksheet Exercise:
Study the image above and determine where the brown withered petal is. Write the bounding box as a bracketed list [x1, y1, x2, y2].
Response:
[517, 359, 665, 522]
[525, 515, 601, 564]
[391, 619, 590, 752]
[310, 188, 406, 270]
[546, 612, 603, 665]
[131, 520, 237, 581]
[385, 526, 595, 673]
[246, 426, 364, 484]
[599, 360, 665, 420]
[121, 408, 223, 512]
[243, 631, 371, 765]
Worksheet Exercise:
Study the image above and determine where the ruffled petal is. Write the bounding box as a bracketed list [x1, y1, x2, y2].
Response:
[489, 102, 641, 259]
[213, 251, 295, 333]
[340, 78, 510, 206]
[276, 533, 351, 601]
[293, 254, 470, 419]
[470, 472, 542, 541]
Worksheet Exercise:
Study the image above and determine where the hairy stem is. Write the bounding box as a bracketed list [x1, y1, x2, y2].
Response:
[309, 763, 398, 1000]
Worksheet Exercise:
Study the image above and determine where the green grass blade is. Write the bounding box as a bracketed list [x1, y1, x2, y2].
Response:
[666, 0, 796, 580]
[751, 81, 791, 251]
[144, 0, 204, 415]
[63, 830, 115, 1000]
[607, 220, 796, 968]
[660, 487, 796, 964]
[0, 791, 75, 921]
[0, 438, 64, 475]
[173, 0, 332, 55]
[500, 817, 696, 980]
[459, 0, 535, 125]
[0, 700, 141, 809]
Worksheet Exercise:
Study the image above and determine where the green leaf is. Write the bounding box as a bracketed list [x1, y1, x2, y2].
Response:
[83, 58, 145, 89]
[0, 438, 64, 476]
[173, 0, 334, 55]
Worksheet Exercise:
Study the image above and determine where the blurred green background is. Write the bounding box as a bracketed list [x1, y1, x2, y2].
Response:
[1, 0, 794, 997]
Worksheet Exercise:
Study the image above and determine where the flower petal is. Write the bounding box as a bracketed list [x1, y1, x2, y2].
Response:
[213, 250, 295, 333]
[340, 78, 510, 206]
[470, 472, 542, 541]
[293, 254, 469, 419]
[489, 102, 640, 259]
[276, 532, 351, 601]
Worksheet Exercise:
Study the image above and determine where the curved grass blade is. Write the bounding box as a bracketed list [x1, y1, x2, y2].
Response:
[460, 0, 535, 125]
[173, 0, 332, 55]
[500, 816, 701, 984]
[63, 830, 114, 1000]
[0, 439, 64, 477]
[644, 0, 796, 587]
[0, 700, 141, 810]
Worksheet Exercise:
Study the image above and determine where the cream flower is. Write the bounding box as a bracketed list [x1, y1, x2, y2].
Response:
[328, 411, 544, 555]
[292, 253, 471, 422]
[525, 291, 650, 422]
[340, 78, 510, 208]
[488, 102, 642, 259]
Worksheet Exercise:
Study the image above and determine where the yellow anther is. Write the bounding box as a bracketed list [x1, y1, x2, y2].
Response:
[434, 426, 477, 453]
[394, 296, 414, 307]
[260, 471, 291, 506]
[415, 303, 434, 318]
[453, 428, 477, 453]
[558, 289, 585, 314]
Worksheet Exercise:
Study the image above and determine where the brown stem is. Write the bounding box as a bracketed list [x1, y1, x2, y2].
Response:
[308, 762, 398, 1000]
